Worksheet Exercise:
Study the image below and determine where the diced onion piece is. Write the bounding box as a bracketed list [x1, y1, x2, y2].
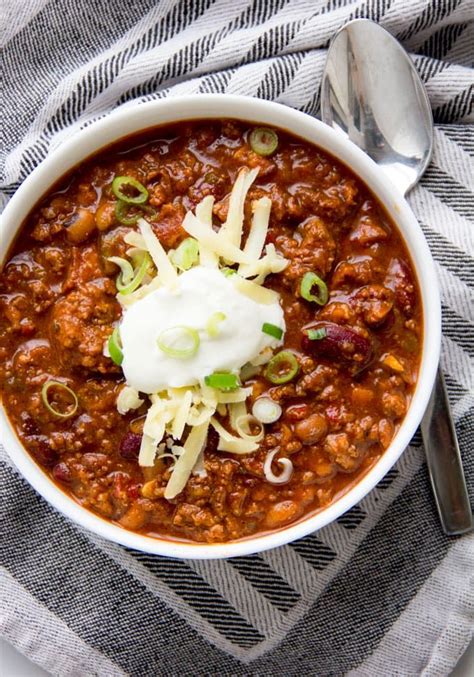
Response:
[171, 237, 199, 271]
[206, 311, 226, 338]
[112, 176, 149, 204]
[249, 127, 278, 156]
[300, 271, 329, 305]
[117, 386, 144, 415]
[164, 421, 209, 499]
[220, 167, 259, 248]
[252, 397, 282, 424]
[238, 197, 271, 276]
[107, 326, 123, 366]
[182, 212, 252, 264]
[204, 372, 240, 390]
[263, 448, 293, 484]
[264, 350, 300, 384]
[171, 390, 193, 439]
[262, 322, 283, 340]
[195, 196, 218, 268]
[235, 414, 264, 442]
[232, 275, 280, 305]
[41, 381, 78, 419]
[138, 434, 158, 467]
[138, 218, 178, 289]
[157, 326, 200, 359]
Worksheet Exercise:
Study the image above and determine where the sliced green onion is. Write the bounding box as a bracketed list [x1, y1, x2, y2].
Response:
[221, 267, 237, 277]
[262, 322, 283, 340]
[141, 204, 159, 218]
[171, 237, 199, 271]
[252, 397, 282, 424]
[307, 327, 327, 341]
[300, 272, 329, 305]
[249, 127, 278, 156]
[115, 200, 141, 225]
[41, 380, 79, 419]
[204, 372, 240, 390]
[112, 176, 149, 204]
[207, 312, 226, 338]
[264, 350, 300, 384]
[117, 252, 151, 295]
[157, 326, 200, 359]
[108, 326, 123, 366]
[107, 256, 134, 285]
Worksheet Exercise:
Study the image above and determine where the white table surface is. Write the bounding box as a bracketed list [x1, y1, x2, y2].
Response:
[1, 637, 472, 676]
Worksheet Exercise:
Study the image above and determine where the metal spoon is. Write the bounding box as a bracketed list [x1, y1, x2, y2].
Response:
[321, 19, 472, 535]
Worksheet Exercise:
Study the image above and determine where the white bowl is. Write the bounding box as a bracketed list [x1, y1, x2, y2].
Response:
[0, 95, 440, 559]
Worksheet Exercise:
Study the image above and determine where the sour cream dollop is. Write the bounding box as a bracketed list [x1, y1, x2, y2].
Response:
[120, 266, 285, 393]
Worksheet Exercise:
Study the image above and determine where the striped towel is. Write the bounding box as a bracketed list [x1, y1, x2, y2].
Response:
[1, 1, 473, 675]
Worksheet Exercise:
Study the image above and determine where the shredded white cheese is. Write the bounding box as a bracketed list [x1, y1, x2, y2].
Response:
[164, 421, 210, 499]
[112, 167, 291, 499]
[195, 195, 218, 268]
[238, 197, 271, 276]
[219, 167, 259, 247]
[138, 218, 178, 290]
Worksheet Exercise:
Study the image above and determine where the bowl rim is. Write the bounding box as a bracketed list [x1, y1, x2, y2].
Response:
[0, 94, 441, 559]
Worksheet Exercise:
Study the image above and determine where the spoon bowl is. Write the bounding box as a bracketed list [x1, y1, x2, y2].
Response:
[321, 19, 433, 196]
[321, 18, 472, 535]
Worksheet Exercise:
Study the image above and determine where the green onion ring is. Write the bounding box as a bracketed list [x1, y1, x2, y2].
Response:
[41, 380, 79, 419]
[300, 271, 329, 305]
[264, 350, 300, 384]
[171, 237, 199, 271]
[262, 322, 283, 340]
[117, 252, 151, 295]
[107, 257, 134, 285]
[249, 127, 279, 156]
[108, 326, 123, 366]
[115, 200, 142, 225]
[204, 372, 240, 390]
[206, 312, 226, 338]
[112, 176, 149, 205]
[157, 326, 200, 359]
[307, 327, 327, 341]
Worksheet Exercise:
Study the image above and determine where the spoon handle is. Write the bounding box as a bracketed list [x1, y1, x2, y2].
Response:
[420, 369, 472, 535]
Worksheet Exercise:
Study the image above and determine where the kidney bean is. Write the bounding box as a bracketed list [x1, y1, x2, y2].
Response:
[301, 321, 373, 373]
[119, 432, 142, 459]
[52, 462, 72, 483]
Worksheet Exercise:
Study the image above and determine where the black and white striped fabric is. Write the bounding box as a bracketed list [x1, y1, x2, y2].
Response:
[1, 1, 473, 675]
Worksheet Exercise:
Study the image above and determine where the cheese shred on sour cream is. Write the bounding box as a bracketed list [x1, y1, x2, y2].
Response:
[106, 167, 290, 499]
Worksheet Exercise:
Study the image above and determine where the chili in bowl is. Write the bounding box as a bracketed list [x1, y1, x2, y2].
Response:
[0, 95, 440, 558]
